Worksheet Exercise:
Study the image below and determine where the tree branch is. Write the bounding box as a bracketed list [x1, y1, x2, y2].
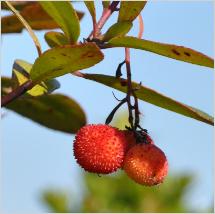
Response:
[1, 80, 34, 107]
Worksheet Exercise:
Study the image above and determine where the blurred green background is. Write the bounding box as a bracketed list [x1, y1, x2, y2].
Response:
[41, 169, 213, 213]
[41, 113, 213, 213]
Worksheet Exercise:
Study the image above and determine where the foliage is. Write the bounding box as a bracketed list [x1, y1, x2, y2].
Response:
[2, 2, 213, 212]
[41, 172, 213, 213]
[1, 1, 213, 132]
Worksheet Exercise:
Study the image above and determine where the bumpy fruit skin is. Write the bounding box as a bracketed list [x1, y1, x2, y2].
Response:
[73, 124, 127, 174]
[123, 130, 154, 151]
[123, 144, 168, 186]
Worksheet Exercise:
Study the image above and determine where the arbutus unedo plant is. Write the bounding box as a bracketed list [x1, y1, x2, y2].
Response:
[1, 1, 214, 187]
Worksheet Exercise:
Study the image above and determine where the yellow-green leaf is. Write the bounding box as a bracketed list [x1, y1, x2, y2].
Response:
[1, 3, 84, 33]
[45, 31, 70, 48]
[30, 43, 104, 84]
[12, 60, 60, 96]
[39, 1, 80, 43]
[83, 74, 214, 126]
[118, 1, 147, 22]
[108, 36, 214, 68]
[2, 77, 86, 134]
[103, 21, 133, 42]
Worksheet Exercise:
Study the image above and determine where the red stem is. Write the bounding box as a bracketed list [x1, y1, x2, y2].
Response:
[88, 1, 120, 39]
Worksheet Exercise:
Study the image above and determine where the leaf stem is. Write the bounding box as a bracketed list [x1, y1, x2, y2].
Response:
[138, 14, 144, 39]
[125, 47, 134, 129]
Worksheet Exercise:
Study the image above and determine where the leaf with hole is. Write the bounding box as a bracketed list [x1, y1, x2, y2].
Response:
[1, 3, 84, 33]
[2, 77, 86, 134]
[45, 31, 70, 48]
[83, 74, 214, 126]
[102, 22, 133, 42]
[30, 43, 104, 84]
[39, 1, 80, 43]
[108, 36, 214, 68]
[118, 1, 147, 22]
[12, 60, 60, 96]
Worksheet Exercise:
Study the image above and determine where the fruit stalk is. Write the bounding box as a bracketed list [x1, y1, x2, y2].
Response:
[124, 48, 140, 131]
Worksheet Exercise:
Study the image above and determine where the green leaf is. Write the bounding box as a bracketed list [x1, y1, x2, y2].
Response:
[102, 21, 133, 42]
[1, 3, 84, 33]
[42, 190, 70, 213]
[84, 1, 96, 23]
[102, 1, 110, 9]
[8, 93, 86, 134]
[118, 1, 147, 22]
[108, 36, 214, 68]
[12, 60, 60, 96]
[30, 43, 104, 84]
[45, 31, 70, 48]
[4, 1, 42, 55]
[2, 77, 86, 133]
[83, 74, 214, 126]
[39, 1, 80, 43]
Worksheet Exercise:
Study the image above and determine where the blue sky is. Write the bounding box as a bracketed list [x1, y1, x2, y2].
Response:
[1, 1, 214, 212]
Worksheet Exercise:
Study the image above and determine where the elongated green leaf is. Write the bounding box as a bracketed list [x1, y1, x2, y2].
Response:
[103, 22, 133, 42]
[2, 77, 86, 134]
[39, 1, 80, 43]
[12, 60, 60, 96]
[83, 74, 214, 126]
[30, 43, 104, 83]
[2, 3, 84, 33]
[45, 31, 70, 48]
[102, 1, 110, 9]
[4, 1, 42, 55]
[118, 1, 147, 22]
[84, 1, 96, 22]
[108, 36, 214, 68]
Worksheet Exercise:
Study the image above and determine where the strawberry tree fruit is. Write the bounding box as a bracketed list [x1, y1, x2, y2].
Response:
[73, 124, 127, 174]
[123, 143, 168, 186]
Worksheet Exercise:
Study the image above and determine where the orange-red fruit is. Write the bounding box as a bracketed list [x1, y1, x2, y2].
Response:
[73, 124, 127, 174]
[123, 144, 168, 186]
[123, 130, 154, 151]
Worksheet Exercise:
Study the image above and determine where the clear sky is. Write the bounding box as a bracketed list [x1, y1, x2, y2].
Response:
[1, 1, 214, 212]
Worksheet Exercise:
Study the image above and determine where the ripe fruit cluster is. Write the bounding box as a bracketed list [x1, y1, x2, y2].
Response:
[73, 124, 168, 186]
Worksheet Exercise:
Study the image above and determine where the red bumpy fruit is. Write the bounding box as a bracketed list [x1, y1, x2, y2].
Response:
[73, 124, 127, 174]
[123, 143, 168, 186]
